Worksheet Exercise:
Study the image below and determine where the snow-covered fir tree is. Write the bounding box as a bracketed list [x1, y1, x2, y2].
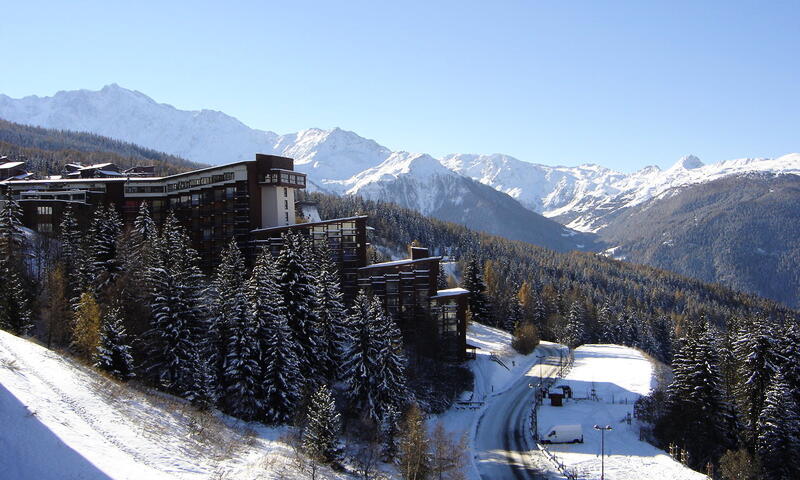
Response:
[186, 349, 218, 411]
[379, 404, 401, 461]
[208, 239, 248, 397]
[143, 212, 207, 396]
[460, 257, 490, 324]
[0, 191, 24, 259]
[249, 246, 304, 424]
[58, 205, 86, 296]
[341, 292, 409, 421]
[302, 384, 342, 464]
[734, 317, 780, 444]
[437, 263, 448, 290]
[562, 300, 586, 349]
[311, 241, 348, 384]
[87, 204, 123, 291]
[341, 291, 378, 417]
[94, 306, 134, 380]
[222, 279, 263, 420]
[276, 232, 320, 379]
[659, 321, 734, 468]
[779, 321, 800, 408]
[0, 258, 32, 335]
[756, 371, 800, 480]
[371, 295, 410, 421]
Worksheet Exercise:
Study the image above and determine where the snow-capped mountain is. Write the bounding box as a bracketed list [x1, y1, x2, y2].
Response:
[2, 85, 798, 240]
[0, 84, 282, 166]
[445, 152, 800, 232]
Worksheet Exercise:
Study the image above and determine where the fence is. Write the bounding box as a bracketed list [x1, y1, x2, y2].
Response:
[528, 347, 579, 480]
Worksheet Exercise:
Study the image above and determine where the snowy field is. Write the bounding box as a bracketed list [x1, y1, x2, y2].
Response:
[536, 344, 706, 480]
[0, 330, 350, 480]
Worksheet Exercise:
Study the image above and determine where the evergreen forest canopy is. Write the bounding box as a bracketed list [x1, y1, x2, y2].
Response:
[0, 118, 205, 176]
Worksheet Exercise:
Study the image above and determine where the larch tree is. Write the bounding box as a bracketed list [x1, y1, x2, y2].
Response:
[72, 291, 102, 360]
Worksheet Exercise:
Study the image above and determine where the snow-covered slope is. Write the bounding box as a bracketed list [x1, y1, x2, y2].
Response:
[0, 330, 348, 480]
[537, 344, 706, 480]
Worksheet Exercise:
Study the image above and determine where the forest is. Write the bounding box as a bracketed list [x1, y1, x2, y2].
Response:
[313, 192, 800, 480]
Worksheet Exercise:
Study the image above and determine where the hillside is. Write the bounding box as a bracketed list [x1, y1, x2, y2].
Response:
[0, 119, 204, 176]
[314, 192, 797, 347]
[0, 329, 348, 480]
[599, 173, 800, 308]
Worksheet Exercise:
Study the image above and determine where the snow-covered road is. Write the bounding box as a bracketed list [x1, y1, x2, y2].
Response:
[473, 343, 564, 480]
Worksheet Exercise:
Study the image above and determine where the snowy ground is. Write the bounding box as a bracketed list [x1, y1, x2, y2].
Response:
[536, 344, 706, 480]
[437, 322, 562, 480]
[0, 330, 351, 480]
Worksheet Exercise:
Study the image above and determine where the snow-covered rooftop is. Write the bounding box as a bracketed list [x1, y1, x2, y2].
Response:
[431, 288, 469, 298]
[359, 256, 442, 270]
[0, 161, 25, 169]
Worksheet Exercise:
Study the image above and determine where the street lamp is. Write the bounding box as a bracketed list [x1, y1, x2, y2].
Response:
[593, 425, 612, 480]
[536, 354, 545, 387]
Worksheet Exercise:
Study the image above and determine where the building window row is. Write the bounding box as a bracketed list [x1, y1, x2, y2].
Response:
[164, 171, 235, 193]
[37, 206, 53, 215]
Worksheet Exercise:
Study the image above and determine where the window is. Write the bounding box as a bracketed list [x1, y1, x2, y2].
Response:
[224, 172, 234, 181]
[37, 223, 53, 233]
[225, 187, 235, 200]
[37, 206, 52, 215]
[191, 193, 201, 206]
[283, 187, 288, 197]
[284, 199, 288, 210]
[285, 211, 289, 223]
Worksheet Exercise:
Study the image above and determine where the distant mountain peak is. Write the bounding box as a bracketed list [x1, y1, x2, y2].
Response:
[671, 155, 704, 170]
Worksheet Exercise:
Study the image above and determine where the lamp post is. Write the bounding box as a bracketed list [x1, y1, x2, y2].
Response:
[594, 425, 612, 480]
[536, 354, 545, 387]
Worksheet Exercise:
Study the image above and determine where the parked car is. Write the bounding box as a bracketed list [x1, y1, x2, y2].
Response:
[541, 424, 584, 444]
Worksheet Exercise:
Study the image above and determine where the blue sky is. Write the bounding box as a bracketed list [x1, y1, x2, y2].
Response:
[2, 0, 798, 172]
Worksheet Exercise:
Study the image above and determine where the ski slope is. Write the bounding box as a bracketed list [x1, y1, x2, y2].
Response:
[536, 344, 706, 480]
[0, 330, 349, 480]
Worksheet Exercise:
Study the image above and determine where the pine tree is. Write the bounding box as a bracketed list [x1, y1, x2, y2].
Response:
[371, 296, 410, 421]
[72, 291, 102, 360]
[186, 349, 218, 410]
[341, 291, 379, 417]
[658, 320, 734, 468]
[779, 322, 800, 408]
[222, 286, 263, 420]
[380, 404, 401, 460]
[311, 241, 348, 384]
[302, 384, 342, 464]
[143, 212, 207, 395]
[460, 257, 490, 324]
[59, 205, 89, 299]
[437, 263, 448, 290]
[0, 191, 24, 259]
[756, 371, 800, 480]
[208, 239, 247, 397]
[0, 257, 32, 335]
[250, 247, 304, 424]
[87, 204, 123, 291]
[276, 232, 320, 379]
[562, 300, 586, 349]
[735, 317, 780, 445]
[94, 306, 134, 380]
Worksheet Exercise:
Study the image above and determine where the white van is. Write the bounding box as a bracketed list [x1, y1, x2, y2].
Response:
[541, 424, 584, 444]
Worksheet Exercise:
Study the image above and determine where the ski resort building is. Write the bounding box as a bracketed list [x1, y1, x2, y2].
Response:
[358, 247, 470, 361]
[1, 153, 470, 361]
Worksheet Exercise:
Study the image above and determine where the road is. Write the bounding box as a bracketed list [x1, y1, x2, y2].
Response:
[473, 343, 565, 480]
